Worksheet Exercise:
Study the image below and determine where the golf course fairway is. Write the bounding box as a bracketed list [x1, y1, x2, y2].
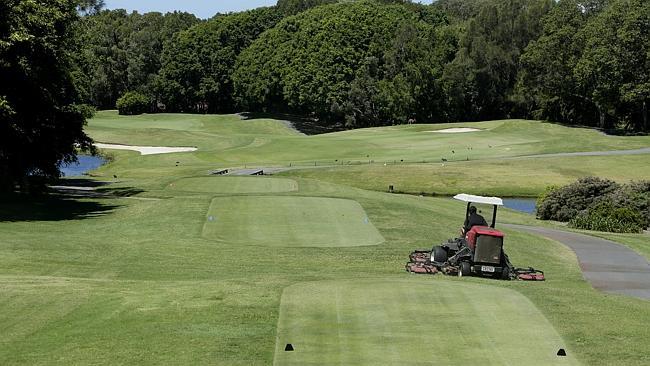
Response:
[274, 279, 579, 365]
[1, 112, 649, 365]
[202, 196, 384, 247]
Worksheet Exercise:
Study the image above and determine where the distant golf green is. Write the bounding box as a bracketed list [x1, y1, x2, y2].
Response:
[202, 196, 384, 247]
[171, 176, 298, 194]
[275, 279, 579, 366]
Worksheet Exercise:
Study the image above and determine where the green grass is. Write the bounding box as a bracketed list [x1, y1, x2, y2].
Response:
[202, 196, 384, 247]
[281, 155, 650, 197]
[274, 278, 580, 365]
[88, 111, 650, 166]
[0, 112, 649, 365]
[1, 183, 649, 365]
[88, 111, 650, 197]
[170, 176, 298, 194]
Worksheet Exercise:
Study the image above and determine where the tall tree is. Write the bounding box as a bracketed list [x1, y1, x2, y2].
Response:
[155, 7, 283, 113]
[76, 10, 199, 109]
[517, 0, 649, 130]
[442, 0, 554, 121]
[433, 0, 491, 22]
[276, 0, 337, 15]
[0, 0, 94, 191]
[77, 0, 104, 15]
[574, 0, 649, 130]
[233, 1, 449, 127]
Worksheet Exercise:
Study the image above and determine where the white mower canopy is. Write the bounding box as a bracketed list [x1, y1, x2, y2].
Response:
[453, 193, 503, 206]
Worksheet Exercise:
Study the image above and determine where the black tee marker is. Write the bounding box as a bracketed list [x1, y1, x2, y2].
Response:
[557, 348, 567, 356]
[285, 344, 294, 351]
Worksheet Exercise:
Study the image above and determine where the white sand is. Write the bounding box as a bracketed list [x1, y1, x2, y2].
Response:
[427, 128, 482, 133]
[95, 143, 197, 155]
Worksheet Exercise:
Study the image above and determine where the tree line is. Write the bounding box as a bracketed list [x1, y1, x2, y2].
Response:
[72, 0, 647, 132]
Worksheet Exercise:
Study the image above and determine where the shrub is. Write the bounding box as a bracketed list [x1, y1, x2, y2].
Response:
[536, 184, 559, 213]
[116, 91, 150, 115]
[608, 181, 650, 228]
[569, 201, 645, 233]
[536, 177, 619, 221]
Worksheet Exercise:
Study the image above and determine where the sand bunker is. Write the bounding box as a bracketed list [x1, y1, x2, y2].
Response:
[428, 128, 482, 133]
[95, 143, 197, 155]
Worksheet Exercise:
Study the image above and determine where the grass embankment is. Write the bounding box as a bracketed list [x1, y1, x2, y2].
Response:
[0, 112, 648, 365]
[282, 155, 650, 197]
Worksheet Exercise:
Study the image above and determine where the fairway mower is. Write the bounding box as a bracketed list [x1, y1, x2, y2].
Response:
[406, 194, 544, 281]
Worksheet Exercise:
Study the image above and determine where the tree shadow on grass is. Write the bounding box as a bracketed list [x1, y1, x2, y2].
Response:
[50, 178, 145, 198]
[96, 187, 145, 197]
[0, 192, 122, 222]
[56, 178, 113, 188]
[238, 112, 345, 135]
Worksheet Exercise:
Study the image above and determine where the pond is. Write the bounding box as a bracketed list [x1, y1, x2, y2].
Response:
[59, 155, 106, 177]
[502, 198, 537, 215]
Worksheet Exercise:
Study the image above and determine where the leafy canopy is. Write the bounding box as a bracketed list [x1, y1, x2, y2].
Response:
[0, 0, 94, 191]
[233, 1, 449, 127]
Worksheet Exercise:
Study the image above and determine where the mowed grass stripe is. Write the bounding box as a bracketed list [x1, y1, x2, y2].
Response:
[170, 176, 298, 194]
[202, 196, 384, 247]
[274, 279, 580, 366]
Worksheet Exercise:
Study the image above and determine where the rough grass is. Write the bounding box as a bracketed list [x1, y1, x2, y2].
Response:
[274, 278, 580, 365]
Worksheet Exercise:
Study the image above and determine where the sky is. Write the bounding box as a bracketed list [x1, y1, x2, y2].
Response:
[104, 1, 435, 19]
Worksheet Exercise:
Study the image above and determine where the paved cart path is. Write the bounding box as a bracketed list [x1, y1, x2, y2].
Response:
[505, 224, 650, 300]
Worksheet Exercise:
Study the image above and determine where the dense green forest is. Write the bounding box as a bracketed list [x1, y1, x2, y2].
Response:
[74, 0, 648, 132]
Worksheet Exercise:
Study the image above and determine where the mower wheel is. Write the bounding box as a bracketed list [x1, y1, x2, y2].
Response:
[459, 261, 471, 277]
[432, 246, 448, 263]
[501, 267, 511, 280]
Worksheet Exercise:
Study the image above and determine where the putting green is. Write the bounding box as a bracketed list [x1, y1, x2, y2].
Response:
[202, 196, 384, 247]
[171, 176, 298, 194]
[274, 279, 580, 366]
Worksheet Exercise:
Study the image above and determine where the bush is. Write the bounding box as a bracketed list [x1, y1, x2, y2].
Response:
[536, 184, 559, 213]
[569, 202, 645, 233]
[116, 91, 150, 115]
[536, 177, 619, 221]
[608, 181, 650, 228]
[539, 178, 650, 233]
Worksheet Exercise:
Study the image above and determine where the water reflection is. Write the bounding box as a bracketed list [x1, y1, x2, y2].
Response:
[503, 198, 537, 215]
[59, 155, 105, 177]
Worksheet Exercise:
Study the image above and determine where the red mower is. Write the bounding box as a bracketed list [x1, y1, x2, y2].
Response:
[406, 194, 545, 281]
